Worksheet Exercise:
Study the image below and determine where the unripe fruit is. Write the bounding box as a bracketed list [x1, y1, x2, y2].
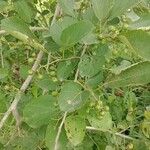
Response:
[101, 111, 106, 116]
[50, 66, 55, 70]
[127, 143, 134, 149]
[28, 58, 34, 63]
[51, 91, 59, 96]
[109, 26, 116, 31]
[37, 74, 43, 79]
[52, 77, 58, 82]
[50, 71, 56, 76]
[28, 70, 33, 75]
[4, 85, 9, 90]
[105, 106, 109, 111]
[31, 53, 36, 57]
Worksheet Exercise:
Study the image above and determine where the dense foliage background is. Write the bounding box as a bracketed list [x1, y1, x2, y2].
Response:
[0, 0, 150, 149]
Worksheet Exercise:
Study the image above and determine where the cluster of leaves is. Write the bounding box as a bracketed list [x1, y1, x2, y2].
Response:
[0, 0, 150, 149]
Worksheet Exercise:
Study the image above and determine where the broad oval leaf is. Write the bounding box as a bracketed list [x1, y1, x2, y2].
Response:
[109, 0, 140, 19]
[91, 0, 112, 21]
[58, 81, 89, 112]
[65, 115, 86, 146]
[23, 95, 60, 128]
[60, 21, 94, 47]
[125, 30, 150, 60]
[104, 61, 150, 88]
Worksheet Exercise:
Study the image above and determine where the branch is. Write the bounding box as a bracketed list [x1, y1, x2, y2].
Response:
[54, 112, 67, 150]
[86, 126, 136, 141]
[54, 44, 87, 149]
[0, 26, 48, 35]
[0, 4, 60, 130]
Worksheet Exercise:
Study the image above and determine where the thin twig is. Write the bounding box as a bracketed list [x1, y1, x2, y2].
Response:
[0, 50, 44, 129]
[0, 27, 48, 35]
[54, 112, 67, 150]
[74, 45, 87, 82]
[86, 126, 136, 141]
[0, 4, 60, 130]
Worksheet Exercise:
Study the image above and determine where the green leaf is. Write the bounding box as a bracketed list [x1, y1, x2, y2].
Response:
[128, 13, 150, 29]
[125, 30, 150, 60]
[58, 81, 89, 112]
[0, 68, 8, 80]
[91, 0, 112, 21]
[82, 7, 99, 25]
[50, 17, 77, 44]
[81, 32, 99, 45]
[0, 1, 8, 12]
[36, 75, 58, 91]
[87, 111, 113, 131]
[58, 0, 76, 17]
[60, 21, 94, 47]
[0, 93, 6, 113]
[109, 0, 140, 19]
[105, 61, 150, 88]
[65, 115, 86, 146]
[45, 120, 68, 150]
[14, 0, 34, 23]
[85, 72, 104, 88]
[57, 60, 77, 81]
[23, 95, 60, 128]
[1, 16, 35, 39]
[78, 46, 106, 78]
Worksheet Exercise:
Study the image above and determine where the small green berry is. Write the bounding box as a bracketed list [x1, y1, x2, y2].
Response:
[4, 85, 9, 90]
[105, 106, 109, 111]
[101, 111, 106, 116]
[127, 143, 134, 149]
[28, 58, 34, 63]
[31, 53, 36, 57]
[50, 66, 55, 70]
[50, 71, 56, 76]
[28, 70, 33, 75]
[37, 74, 43, 79]
[52, 77, 58, 82]
[51, 91, 59, 96]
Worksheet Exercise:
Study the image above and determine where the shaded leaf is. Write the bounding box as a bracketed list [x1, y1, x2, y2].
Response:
[109, 0, 140, 19]
[14, 0, 35, 23]
[91, 0, 112, 21]
[125, 30, 150, 60]
[60, 21, 94, 47]
[50, 17, 77, 44]
[23, 95, 60, 128]
[58, 0, 76, 17]
[36, 75, 58, 91]
[0, 68, 8, 80]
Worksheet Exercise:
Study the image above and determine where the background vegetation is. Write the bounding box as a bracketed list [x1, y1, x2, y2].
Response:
[0, 0, 150, 149]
